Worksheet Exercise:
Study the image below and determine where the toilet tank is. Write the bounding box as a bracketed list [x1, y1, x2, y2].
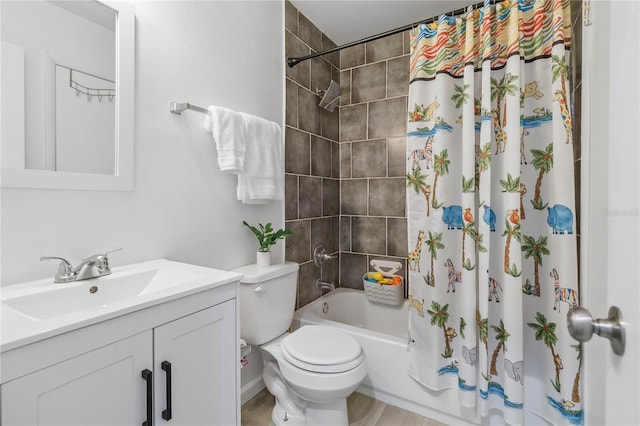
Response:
[233, 261, 299, 345]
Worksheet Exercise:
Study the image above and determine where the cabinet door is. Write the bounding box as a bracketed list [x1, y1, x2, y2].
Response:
[1, 331, 152, 426]
[154, 300, 237, 425]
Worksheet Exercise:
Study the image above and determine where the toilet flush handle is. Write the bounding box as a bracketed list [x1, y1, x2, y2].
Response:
[254, 285, 268, 293]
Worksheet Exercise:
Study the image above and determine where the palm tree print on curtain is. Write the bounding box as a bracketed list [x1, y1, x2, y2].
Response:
[406, 1, 580, 424]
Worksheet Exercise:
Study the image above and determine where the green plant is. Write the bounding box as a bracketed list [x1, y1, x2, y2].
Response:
[243, 221, 292, 252]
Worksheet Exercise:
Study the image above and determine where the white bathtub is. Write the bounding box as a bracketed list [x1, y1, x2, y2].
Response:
[292, 288, 479, 425]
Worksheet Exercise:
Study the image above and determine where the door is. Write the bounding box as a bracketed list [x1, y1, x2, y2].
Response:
[582, 1, 640, 424]
[0, 331, 152, 425]
[153, 300, 237, 425]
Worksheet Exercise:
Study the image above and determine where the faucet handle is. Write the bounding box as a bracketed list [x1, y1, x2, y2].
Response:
[40, 256, 75, 283]
[103, 247, 122, 258]
[95, 248, 121, 272]
[100, 248, 122, 270]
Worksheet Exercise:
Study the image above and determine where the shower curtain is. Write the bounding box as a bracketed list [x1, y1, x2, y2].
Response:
[405, 0, 580, 424]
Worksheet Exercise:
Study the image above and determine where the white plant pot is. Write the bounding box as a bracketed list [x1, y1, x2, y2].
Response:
[257, 251, 271, 267]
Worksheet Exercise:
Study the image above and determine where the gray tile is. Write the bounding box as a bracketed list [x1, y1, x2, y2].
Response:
[341, 44, 365, 69]
[340, 143, 352, 178]
[322, 178, 340, 216]
[341, 179, 368, 215]
[299, 176, 322, 218]
[352, 217, 386, 255]
[369, 178, 406, 217]
[366, 32, 403, 63]
[331, 66, 341, 89]
[298, 13, 322, 52]
[331, 142, 340, 179]
[387, 218, 408, 258]
[285, 220, 310, 263]
[368, 97, 407, 139]
[298, 87, 322, 135]
[352, 62, 386, 103]
[340, 70, 351, 106]
[339, 253, 367, 289]
[340, 216, 351, 252]
[285, 127, 310, 175]
[404, 30, 411, 55]
[330, 216, 340, 254]
[321, 106, 339, 141]
[311, 136, 332, 177]
[322, 34, 340, 68]
[297, 261, 322, 309]
[352, 139, 387, 178]
[311, 217, 332, 254]
[286, 79, 298, 127]
[284, 1, 298, 36]
[285, 31, 310, 89]
[340, 104, 367, 142]
[387, 56, 409, 98]
[311, 58, 332, 98]
[285, 174, 298, 220]
[387, 137, 407, 177]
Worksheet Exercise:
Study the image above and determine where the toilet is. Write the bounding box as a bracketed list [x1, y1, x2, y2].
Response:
[235, 261, 367, 426]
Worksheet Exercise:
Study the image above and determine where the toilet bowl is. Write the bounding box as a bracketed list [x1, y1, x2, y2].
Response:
[261, 326, 367, 425]
[234, 262, 367, 426]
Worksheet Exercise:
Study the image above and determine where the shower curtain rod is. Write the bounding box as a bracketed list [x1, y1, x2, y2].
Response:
[287, 0, 498, 68]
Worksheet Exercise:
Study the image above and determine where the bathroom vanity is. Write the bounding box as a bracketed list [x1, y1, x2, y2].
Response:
[0, 260, 241, 425]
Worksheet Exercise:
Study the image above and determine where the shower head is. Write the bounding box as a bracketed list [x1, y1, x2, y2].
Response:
[317, 80, 343, 112]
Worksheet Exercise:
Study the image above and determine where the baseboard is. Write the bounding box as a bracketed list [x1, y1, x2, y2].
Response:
[241, 376, 266, 405]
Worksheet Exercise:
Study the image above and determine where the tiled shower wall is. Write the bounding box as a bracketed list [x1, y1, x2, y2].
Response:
[284, 1, 411, 309]
[337, 33, 410, 291]
[284, 1, 341, 309]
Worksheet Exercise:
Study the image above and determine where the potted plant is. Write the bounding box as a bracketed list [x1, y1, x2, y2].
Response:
[243, 221, 293, 266]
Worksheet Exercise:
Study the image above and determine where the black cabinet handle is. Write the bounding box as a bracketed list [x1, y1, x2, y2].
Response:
[141, 369, 153, 426]
[161, 361, 172, 421]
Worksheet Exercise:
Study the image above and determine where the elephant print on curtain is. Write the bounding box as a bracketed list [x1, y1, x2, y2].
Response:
[405, 1, 581, 424]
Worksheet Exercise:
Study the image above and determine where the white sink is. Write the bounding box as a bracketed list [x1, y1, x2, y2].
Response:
[1, 259, 242, 351]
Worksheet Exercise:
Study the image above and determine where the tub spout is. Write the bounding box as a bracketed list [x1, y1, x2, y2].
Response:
[316, 279, 335, 291]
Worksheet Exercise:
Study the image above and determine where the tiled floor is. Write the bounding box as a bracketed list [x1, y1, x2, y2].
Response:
[241, 388, 446, 426]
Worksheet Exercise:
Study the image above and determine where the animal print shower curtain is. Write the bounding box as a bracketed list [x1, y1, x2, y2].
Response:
[406, 0, 580, 424]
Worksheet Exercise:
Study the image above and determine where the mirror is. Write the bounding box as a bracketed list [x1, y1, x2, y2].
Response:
[1, 0, 134, 191]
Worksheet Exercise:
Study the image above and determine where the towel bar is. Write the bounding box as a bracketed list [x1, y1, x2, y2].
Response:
[170, 102, 208, 115]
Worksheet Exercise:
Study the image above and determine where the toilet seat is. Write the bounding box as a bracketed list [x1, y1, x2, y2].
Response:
[281, 325, 364, 373]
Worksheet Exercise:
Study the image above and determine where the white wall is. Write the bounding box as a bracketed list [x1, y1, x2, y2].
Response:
[0, 0, 285, 285]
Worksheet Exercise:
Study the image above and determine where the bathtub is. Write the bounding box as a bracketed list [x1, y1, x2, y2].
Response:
[292, 288, 479, 425]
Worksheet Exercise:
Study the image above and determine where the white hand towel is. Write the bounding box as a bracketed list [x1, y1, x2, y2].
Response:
[204, 106, 246, 174]
[237, 113, 284, 204]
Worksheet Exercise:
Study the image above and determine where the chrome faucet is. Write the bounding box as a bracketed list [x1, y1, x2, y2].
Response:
[41, 248, 121, 283]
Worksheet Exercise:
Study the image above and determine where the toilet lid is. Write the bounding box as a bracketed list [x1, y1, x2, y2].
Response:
[281, 325, 364, 373]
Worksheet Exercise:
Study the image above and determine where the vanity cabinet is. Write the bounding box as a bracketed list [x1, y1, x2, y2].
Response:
[2, 331, 152, 425]
[1, 283, 239, 426]
[153, 300, 236, 425]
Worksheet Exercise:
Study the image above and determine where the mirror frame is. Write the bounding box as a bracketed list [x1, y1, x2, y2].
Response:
[1, 0, 134, 191]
